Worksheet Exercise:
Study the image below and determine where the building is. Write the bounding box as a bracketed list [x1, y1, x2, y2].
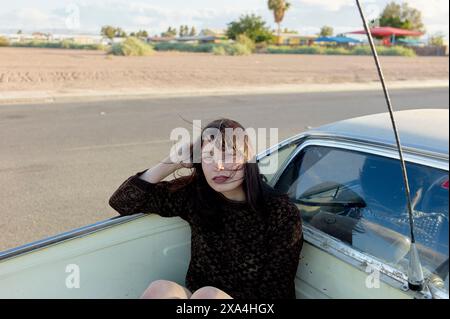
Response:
[274, 33, 317, 46]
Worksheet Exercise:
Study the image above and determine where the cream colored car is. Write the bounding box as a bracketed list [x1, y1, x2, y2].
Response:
[0, 109, 448, 299]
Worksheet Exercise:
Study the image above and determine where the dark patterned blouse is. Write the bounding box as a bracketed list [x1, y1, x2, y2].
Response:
[109, 169, 303, 299]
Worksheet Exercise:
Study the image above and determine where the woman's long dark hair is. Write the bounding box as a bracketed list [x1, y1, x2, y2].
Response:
[169, 118, 286, 230]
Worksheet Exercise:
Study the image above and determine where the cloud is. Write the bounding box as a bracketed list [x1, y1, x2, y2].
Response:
[297, 0, 354, 12]
[424, 24, 450, 37]
[72, 1, 262, 33]
[0, 7, 66, 30]
[0, 0, 447, 37]
[405, 0, 449, 22]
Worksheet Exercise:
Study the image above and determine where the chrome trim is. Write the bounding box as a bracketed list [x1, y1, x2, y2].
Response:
[256, 134, 305, 160]
[303, 225, 436, 299]
[285, 131, 448, 161]
[307, 124, 449, 159]
[308, 133, 448, 166]
[257, 132, 448, 173]
[0, 213, 146, 262]
[269, 135, 448, 189]
[256, 135, 306, 186]
[305, 138, 448, 170]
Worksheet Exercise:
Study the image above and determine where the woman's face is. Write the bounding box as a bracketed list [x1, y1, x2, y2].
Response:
[201, 136, 248, 199]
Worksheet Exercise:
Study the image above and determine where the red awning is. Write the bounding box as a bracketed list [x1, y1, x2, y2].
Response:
[348, 27, 423, 37]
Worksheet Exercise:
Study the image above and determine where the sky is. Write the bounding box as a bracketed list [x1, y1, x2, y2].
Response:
[0, 0, 448, 40]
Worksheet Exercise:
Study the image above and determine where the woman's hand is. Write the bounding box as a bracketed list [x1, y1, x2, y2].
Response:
[169, 138, 201, 169]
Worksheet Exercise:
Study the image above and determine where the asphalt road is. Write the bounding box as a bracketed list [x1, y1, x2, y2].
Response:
[0, 87, 448, 251]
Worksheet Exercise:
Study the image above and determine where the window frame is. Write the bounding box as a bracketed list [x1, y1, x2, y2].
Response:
[274, 135, 449, 299]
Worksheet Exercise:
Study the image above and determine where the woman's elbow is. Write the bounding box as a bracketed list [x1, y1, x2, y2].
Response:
[108, 194, 135, 216]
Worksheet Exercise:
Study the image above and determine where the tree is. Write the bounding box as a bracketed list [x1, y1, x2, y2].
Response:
[136, 30, 148, 38]
[161, 27, 177, 38]
[319, 26, 334, 37]
[101, 25, 116, 39]
[378, 2, 425, 32]
[101, 26, 127, 38]
[268, 0, 291, 44]
[429, 33, 445, 46]
[115, 28, 127, 38]
[226, 14, 273, 43]
[190, 26, 197, 36]
[179, 25, 189, 37]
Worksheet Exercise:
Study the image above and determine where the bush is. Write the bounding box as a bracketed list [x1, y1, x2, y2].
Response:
[90, 43, 108, 51]
[214, 43, 252, 56]
[227, 43, 252, 56]
[212, 46, 227, 56]
[11, 40, 106, 51]
[0, 36, 10, 47]
[154, 42, 215, 53]
[379, 46, 416, 57]
[61, 39, 72, 49]
[110, 37, 154, 56]
[351, 46, 373, 55]
[12, 40, 46, 48]
[255, 41, 269, 52]
[236, 34, 255, 53]
[265, 45, 415, 57]
[352, 45, 415, 57]
[266, 45, 324, 54]
[226, 14, 273, 43]
[324, 47, 351, 55]
[154, 42, 252, 56]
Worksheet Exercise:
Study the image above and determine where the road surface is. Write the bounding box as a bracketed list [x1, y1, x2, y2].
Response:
[0, 87, 448, 251]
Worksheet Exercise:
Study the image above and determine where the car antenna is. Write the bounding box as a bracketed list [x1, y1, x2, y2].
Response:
[355, 0, 424, 292]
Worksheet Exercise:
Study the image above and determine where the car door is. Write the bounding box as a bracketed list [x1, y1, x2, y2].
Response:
[259, 136, 449, 299]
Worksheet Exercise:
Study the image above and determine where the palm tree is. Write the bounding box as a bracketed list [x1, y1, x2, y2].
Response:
[268, 0, 291, 45]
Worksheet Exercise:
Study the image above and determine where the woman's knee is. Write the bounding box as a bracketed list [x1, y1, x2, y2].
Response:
[190, 286, 233, 299]
[140, 280, 192, 299]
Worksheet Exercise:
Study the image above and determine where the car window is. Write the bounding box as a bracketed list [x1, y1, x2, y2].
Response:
[275, 145, 449, 291]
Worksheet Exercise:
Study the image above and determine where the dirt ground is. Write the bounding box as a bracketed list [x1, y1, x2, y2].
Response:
[0, 47, 448, 93]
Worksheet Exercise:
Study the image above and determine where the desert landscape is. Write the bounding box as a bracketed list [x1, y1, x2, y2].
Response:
[0, 47, 448, 96]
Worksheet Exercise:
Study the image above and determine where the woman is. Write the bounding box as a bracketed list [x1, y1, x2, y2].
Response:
[108, 119, 303, 299]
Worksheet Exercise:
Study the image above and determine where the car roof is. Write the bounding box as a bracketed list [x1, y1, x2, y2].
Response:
[310, 109, 449, 158]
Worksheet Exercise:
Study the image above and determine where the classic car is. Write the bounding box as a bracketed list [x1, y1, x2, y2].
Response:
[0, 108, 447, 299]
